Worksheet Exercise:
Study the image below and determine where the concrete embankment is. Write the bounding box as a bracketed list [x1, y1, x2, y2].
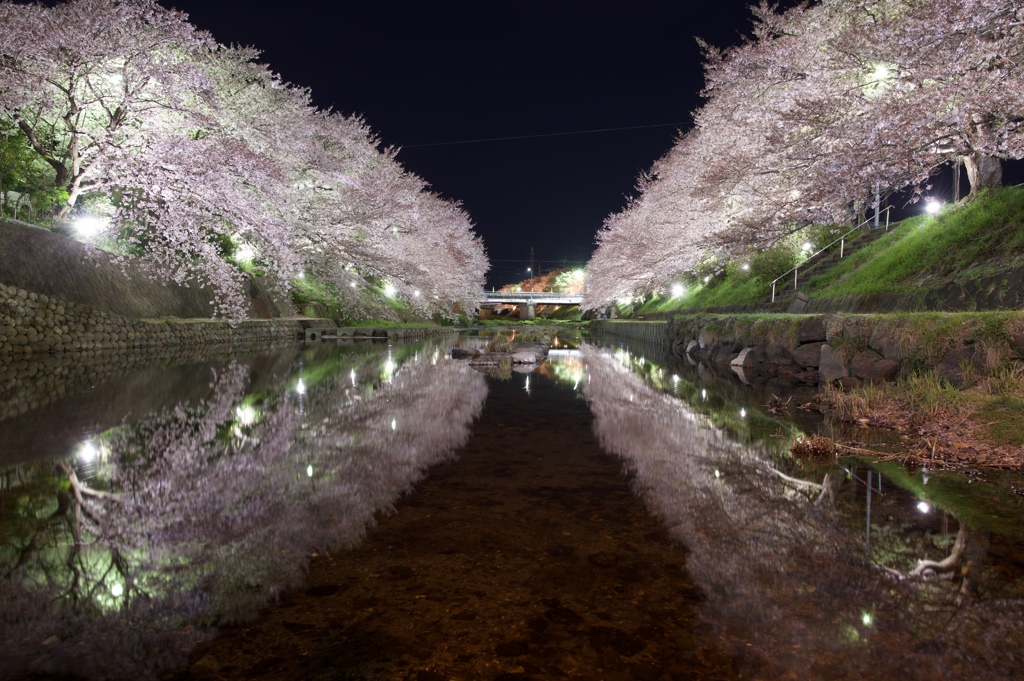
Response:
[593, 312, 1024, 389]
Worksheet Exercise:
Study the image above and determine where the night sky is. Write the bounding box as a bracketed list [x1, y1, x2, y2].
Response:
[159, 1, 788, 287]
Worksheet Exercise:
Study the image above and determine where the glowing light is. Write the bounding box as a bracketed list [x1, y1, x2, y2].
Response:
[525, 375, 531, 394]
[740, 408, 747, 418]
[672, 374, 680, 385]
[618, 296, 631, 305]
[701, 388, 707, 401]
[77, 441, 99, 464]
[73, 216, 107, 238]
[703, 276, 710, 284]
[350, 368, 357, 386]
[110, 583, 124, 598]
[295, 378, 307, 395]
[391, 418, 397, 431]
[350, 282, 357, 288]
[235, 243, 256, 262]
[296, 271, 305, 279]
[741, 263, 750, 271]
[714, 469, 721, 479]
[413, 290, 421, 297]
[671, 283, 685, 297]
[235, 404, 258, 426]
[861, 612, 873, 626]
[872, 63, 890, 81]
[383, 283, 396, 297]
[306, 464, 314, 477]
[802, 242, 813, 252]
[917, 501, 930, 513]
[925, 199, 942, 215]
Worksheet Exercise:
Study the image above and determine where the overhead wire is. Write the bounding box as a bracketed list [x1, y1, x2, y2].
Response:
[400, 122, 686, 149]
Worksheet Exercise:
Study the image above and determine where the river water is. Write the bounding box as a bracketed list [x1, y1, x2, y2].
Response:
[1, 332, 1022, 680]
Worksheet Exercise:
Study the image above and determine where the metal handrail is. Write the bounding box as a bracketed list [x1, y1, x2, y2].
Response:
[482, 291, 580, 300]
[770, 206, 891, 303]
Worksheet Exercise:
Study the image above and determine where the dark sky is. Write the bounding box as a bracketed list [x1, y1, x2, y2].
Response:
[159, 0, 779, 287]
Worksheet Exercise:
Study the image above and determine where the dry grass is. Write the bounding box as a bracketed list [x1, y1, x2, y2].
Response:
[486, 336, 514, 353]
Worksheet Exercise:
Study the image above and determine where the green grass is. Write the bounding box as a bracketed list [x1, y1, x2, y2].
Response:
[635, 275, 767, 315]
[804, 186, 1024, 297]
[631, 186, 1024, 315]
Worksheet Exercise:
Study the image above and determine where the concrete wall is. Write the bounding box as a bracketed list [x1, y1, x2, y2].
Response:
[590, 320, 671, 347]
[0, 220, 224, 318]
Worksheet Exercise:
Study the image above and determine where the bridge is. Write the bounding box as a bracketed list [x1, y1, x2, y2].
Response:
[479, 291, 583, 319]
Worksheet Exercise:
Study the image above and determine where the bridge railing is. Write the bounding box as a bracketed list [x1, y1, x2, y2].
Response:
[481, 291, 583, 303]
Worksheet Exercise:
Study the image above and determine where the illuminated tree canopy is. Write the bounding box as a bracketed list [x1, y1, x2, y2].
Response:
[0, 0, 488, 318]
[584, 0, 1024, 308]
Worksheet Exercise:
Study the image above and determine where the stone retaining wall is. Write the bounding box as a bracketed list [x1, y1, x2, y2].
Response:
[670, 312, 1024, 389]
[0, 282, 323, 359]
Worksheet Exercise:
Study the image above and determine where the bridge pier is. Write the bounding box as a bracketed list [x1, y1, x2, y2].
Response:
[524, 302, 535, 320]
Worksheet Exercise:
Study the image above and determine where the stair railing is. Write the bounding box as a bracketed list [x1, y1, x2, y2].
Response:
[770, 206, 892, 303]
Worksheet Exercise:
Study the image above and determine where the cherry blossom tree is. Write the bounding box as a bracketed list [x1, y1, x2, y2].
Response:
[584, 0, 1024, 308]
[0, 0, 488, 319]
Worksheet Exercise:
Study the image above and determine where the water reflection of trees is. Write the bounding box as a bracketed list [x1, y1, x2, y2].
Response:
[0, 345, 487, 680]
[581, 344, 1024, 681]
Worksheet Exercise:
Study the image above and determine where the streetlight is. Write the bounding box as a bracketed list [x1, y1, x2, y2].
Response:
[925, 199, 942, 215]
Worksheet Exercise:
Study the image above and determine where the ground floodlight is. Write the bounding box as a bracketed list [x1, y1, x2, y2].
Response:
[73, 216, 107, 237]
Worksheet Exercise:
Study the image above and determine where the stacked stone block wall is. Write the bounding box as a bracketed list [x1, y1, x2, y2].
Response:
[0, 282, 315, 360]
[669, 312, 1024, 389]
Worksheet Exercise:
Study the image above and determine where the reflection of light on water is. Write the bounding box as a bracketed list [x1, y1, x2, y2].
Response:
[525, 375, 531, 395]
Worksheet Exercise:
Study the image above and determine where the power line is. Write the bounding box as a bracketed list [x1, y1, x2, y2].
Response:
[400, 122, 686, 149]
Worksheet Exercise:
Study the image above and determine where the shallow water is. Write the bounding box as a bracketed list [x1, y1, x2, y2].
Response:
[1, 333, 1022, 680]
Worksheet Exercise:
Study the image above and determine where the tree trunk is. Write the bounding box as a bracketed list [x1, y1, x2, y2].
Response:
[964, 152, 1002, 197]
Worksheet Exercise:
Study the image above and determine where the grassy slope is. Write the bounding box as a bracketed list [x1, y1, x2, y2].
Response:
[635, 186, 1024, 315]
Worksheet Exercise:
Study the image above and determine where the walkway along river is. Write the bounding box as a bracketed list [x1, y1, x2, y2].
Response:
[1, 332, 1022, 680]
